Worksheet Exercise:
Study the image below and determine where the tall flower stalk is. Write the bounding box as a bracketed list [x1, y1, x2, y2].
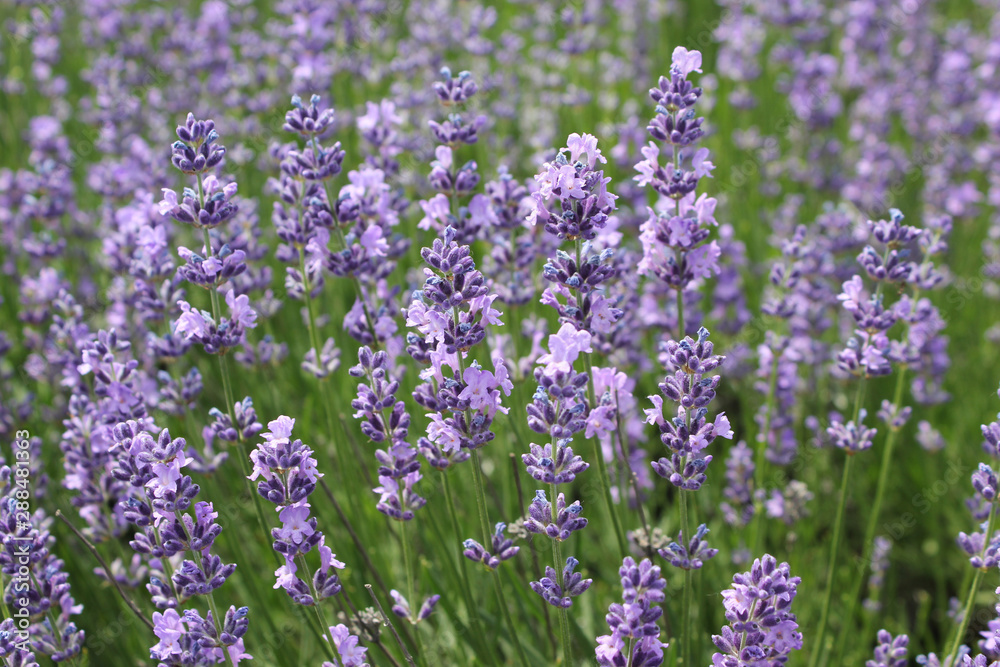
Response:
[159, 113, 271, 544]
[110, 421, 249, 666]
[526, 131, 627, 555]
[522, 322, 599, 662]
[810, 211, 923, 666]
[632, 48, 726, 665]
[403, 227, 527, 665]
[248, 416, 372, 664]
[644, 327, 729, 665]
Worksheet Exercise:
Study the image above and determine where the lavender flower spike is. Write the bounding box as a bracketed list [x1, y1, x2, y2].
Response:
[711, 555, 802, 666]
[596, 557, 669, 667]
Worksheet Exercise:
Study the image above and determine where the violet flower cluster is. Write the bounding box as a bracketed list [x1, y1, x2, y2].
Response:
[159, 114, 258, 358]
[711, 555, 802, 666]
[635, 47, 721, 328]
[827, 209, 950, 454]
[418, 67, 488, 245]
[958, 387, 1000, 571]
[61, 329, 147, 543]
[595, 557, 668, 667]
[868, 630, 909, 667]
[110, 421, 249, 665]
[285, 95, 404, 351]
[479, 166, 538, 306]
[645, 328, 733, 493]
[349, 347, 425, 522]
[405, 227, 512, 468]
[0, 617, 41, 666]
[270, 95, 341, 373]
[405, 227, 519, 574]
[0, 463, 84, 662]
[516, 322, 595, 607]
[320, 623, 371, 667]
[529, 133, 622, 337]
[248, 417, 345, 607]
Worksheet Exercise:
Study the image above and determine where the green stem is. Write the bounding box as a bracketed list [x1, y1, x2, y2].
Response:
[296, 555, 340, 664]
[679, 489, 692, 667]
[551, 482, 573, 666]
[861, 366, 907, 562]
[441, 471, 496, 667]
[613, 393, 652, 556]
[399, 519, 416, 624]
[676, 286, 684, 341]
[471, 450, 529, 667]
[808, 454, 856, 667]
[54, 510, 153, 631]
[299, 248, 343, 447]
[197, 189, 272, 548]
[583, 350, 629, 556]
[572, 236, 627, 556]
[945, 501, 998, 665]
[834, 366, 909, 659]
[366, 584, 418, 667]
[318, 478, 394, 605]
[810, 372, 869, 667]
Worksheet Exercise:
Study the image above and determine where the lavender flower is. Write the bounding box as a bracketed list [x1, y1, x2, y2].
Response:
[150, 607, 251, 666]
[405, 227, 512, 466]
[864, 537, 892, 612]
[349, 346, 425, 521]
[463, 522, 520, 570]
[248, 416, 347, 606]
[0, 498, 84, 662]
[522, 442, 590, 484]
[868, 630, 909, 667]
[635, 47, 721, 326]
[711, 555, 802, 666]
[322, 624, 371, 667]
[720, 441, 754, 527]
[523, 323, 595, 609]
[523, 490, 588, 542]
[596, 557, 668, 667]
[389, 593, 441, 626]
[111, 422, 236, 599]
[174, 294, 256, 356]
[530, 557, 592, 609]
[659, 524, 719, 570]
[419, 68, 489, 244]
[646, 327, 732, 492]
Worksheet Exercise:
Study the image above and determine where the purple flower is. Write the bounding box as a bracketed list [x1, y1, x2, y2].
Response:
[462, 522, 520, 570]
[530, 557, 592, 608]
[389, 591, 441, 625]
[671, 46, 703, 76]
[537, 323, 593, 374]
[326, 624, 370, 667]
[659, 523, 718, 570]
[827, 412, 877, 453]
[711, 555, 802, 666]
[596, 557, 669, 666]
[868, 629, 909, 667]
[522, 442, 589, 485]
[276, 505, 315, 545]
[523, 490, 588, 541]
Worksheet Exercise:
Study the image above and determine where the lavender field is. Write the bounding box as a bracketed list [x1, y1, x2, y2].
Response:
[2, 0, 1000, 665]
